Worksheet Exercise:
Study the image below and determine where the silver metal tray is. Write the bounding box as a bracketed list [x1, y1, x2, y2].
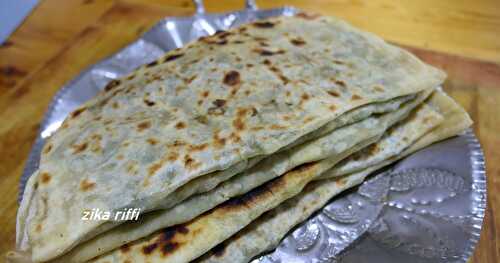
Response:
[19, 1, 486, 262]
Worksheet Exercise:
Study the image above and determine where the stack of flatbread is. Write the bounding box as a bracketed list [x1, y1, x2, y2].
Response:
[8, 13, 472, 263]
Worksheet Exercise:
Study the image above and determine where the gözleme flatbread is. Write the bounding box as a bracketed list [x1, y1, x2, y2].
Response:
[11, 13, 453, 263]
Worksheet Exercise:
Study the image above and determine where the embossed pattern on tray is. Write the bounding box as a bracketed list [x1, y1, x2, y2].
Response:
[256, 132, 485, 263]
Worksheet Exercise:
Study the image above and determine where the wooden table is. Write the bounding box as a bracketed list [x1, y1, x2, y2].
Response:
[1, 0, 498, 262]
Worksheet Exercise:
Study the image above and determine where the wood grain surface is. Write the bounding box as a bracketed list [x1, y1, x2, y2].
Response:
[0, 0, 498, 262]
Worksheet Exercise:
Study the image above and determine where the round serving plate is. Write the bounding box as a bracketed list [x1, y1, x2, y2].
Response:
[19, 1, 486, 262]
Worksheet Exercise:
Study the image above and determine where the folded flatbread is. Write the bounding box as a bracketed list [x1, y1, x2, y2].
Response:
[15, 13, 446, 262]
[88, 91, 448, 263]
[196, 90, 472, 263]
[49, 89, 428, 262]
